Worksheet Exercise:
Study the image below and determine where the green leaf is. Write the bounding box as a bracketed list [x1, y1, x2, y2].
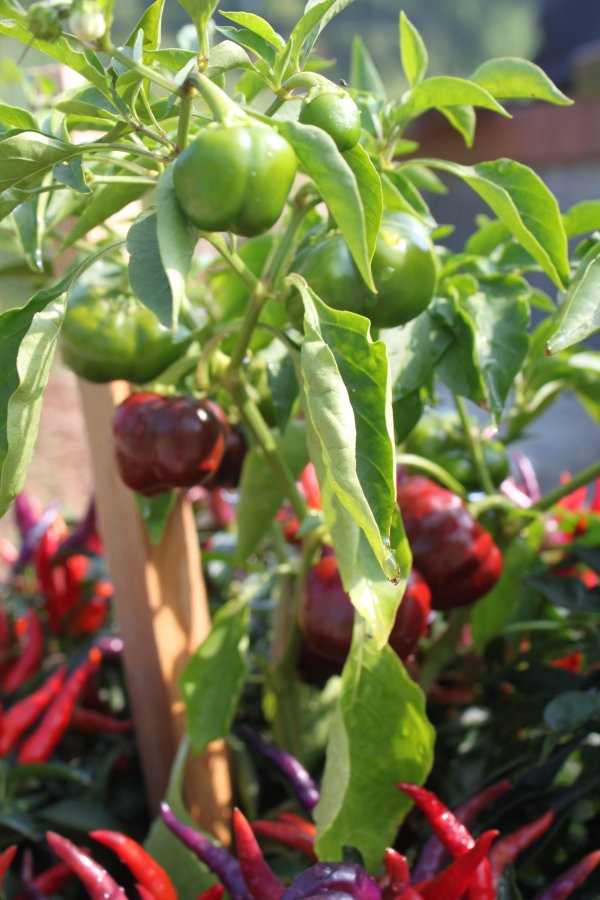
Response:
[0, 278, 69, 517]
[349, 35, 386, 96]
[439, 104, 476, 148]
[156, 167, 197, 330]
[341, 143, 382, 261]
[544, 691, 600, 733]
[216, 25, 276, 67]
[145, 740, 217, 900]
[134, 491, 178, 546]
[399, 12, 428, 86]
[0, 187, 38, 223]
[206, 40, 252, 76]
[296, 281, 398, 577]
[175, 0, 218, 45]
[547, 249, 600, 353]
[0, 21, 112, 99]
[384, 310, 451, 400]
[126, 0, 164, 50]
[0, 132, 78, 192]
[403, 76, 510, 119]
[471, 529, 544, 652]
[219, 10, 283, 48]
[431, 296, 486, 403]
[420, 158, 570, 288]
[53, 156, 91, 194]
[289, 0, 357, 68]
[462, 286, 530, 417]
[0, 103, 37, 131]
[127, 210, 173, 328]
[276, 119, 374, 291]
[563, 200, 600, 238]
[315, 641, 434, 869]
[11, 193, 44, 272]
[236, 420, 308, 563]
[471, 57, 572, 105]
[180, 596, 249, 755]
[381, 171, 434, 225]
[60, 181, 151, 249]
[267, 355, 299, 433]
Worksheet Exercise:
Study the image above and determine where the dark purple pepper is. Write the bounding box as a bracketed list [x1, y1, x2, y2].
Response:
[282, 863, 382, 900]
[537, 850, 600, 899]
[13, 501, 61, 573]
[54, 498, 97, 561]
[94, 635, 124, 657]
[210, 425, 248, 489]
[160, 803, 251, 900]
[14, 492, 41, 539]
[241, 726, 320, 814]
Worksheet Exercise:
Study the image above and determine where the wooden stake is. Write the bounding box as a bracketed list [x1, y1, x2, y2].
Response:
[78, 379, 231, 844]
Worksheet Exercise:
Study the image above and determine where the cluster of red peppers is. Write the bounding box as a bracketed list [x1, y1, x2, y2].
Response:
[111, 393, 247, 496]
[292, 468, 503, 676]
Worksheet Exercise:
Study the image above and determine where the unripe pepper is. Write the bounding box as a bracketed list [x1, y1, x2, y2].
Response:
[299, 88, 362, 151]
[299, 551, 431, 665]
[396, 476, 503, 609]
[112, 393, 229, 496]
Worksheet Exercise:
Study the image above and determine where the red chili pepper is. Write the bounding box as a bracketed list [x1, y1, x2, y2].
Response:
[70, 708, 134, 735]
[46, 831, 127, 900]
[417, 830, 498, 900]
[1, 609, 44, 695]
[232, 808, 285, 900]
[0, 845, 17, 885]
[17, 859, 73, 900]
[274, 812, 316, 835]
[68, 594, 110, 636]
[488, 810, 554, 888]
[250, 820, 317, 860]
[91, 830, 177, 900]
[537, 849, 600, 899]
[397, 782, 474, 856]
[384, 848, 410, 886]
[0, 665, 66, 756]
[18, 648, 102, 764]
[136, 885, 156, 900]
[196, 887, 225, 900]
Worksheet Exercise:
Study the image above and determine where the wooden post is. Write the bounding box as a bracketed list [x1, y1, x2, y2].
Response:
[78, 379, 232, 844]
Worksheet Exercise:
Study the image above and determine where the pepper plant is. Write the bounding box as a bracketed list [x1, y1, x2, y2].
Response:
[1, 0, 600, 896]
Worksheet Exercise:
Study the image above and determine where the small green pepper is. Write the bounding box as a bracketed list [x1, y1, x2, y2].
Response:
[291, 211, 438, 328]
[299, 88, 361, 151]
[173, 123, 297, 237]
[60, 281, 189, 384]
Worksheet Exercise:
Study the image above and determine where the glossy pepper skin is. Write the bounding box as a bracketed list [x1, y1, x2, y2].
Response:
[209, 424, 248, 489]
[397, 476, 503, 609]
[282, 862, 382, 899]
[299, 551, 431, 665]
[112, 393, 229, 496]
[299, 89, 361, 151]
[173, 123, 297, 236]
[291, 213, 437, 329]
[61, 281, 188, 384]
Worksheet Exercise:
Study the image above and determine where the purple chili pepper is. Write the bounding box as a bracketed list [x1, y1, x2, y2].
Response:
[499, 478, 533, 509]
[537, 850, 600, 899]
[18, 849, 46, 900]
[94, 635, 124, 657]
[160, 803, 251, 900]
[54, 498, 97, 561]
[241, 726, 320, 814]
[513, 452, 541, 502]
[13, 501, 61, 573]
[14, 492, 41, 538]
[282, 862, 382, 899]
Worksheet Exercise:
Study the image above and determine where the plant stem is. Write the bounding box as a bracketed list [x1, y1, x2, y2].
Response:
[533, 458, 600, 512]
[230, 382, 308, 523]
[418, 608, 470, 694]
[453, 395, 496, 495]
[107, 44, 181, 97]
[81, 142, 171, 162]
[202, 233, 262, 296]
[187, 72, 246, 123]
[264, 198, 318, 289]
[176, 93, 193, 153]
[90, 176, 157, 185]
[264, 94, 289, 117]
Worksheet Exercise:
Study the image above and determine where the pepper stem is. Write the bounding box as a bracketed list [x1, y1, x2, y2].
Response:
[187, 72, 247, 124]
[453, 395, 496, 495]
[533, 457, 600, 512]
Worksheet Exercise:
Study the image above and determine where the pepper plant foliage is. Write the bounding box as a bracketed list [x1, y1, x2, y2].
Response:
[1, 0, 600, 878]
